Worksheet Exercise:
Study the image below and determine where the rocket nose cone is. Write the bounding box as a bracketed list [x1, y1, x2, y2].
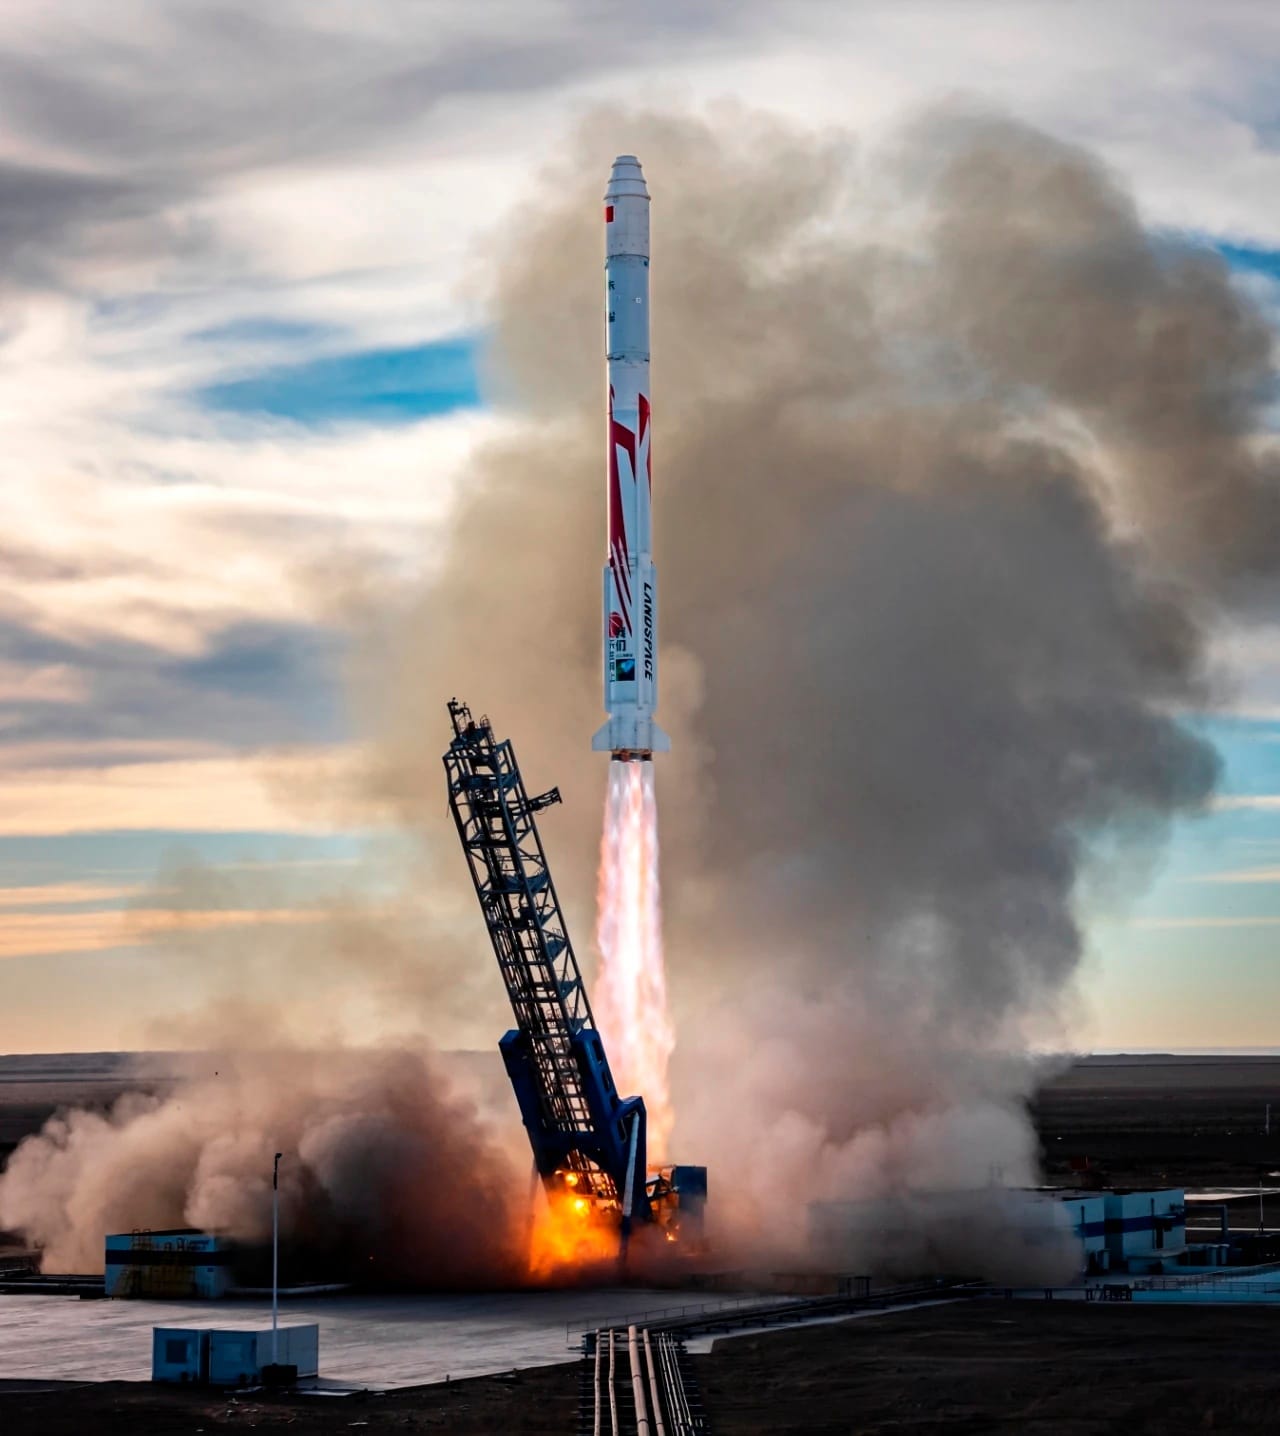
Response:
[606, 154, 648, 201]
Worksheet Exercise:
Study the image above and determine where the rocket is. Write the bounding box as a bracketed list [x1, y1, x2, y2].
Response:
[592, 155, 671, 762]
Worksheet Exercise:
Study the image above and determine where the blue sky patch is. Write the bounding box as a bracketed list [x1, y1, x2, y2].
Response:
[1189, 713, 1280, 798]
[1216, 242, 1280, 284]
[1153, 233, 1280, 287]
[196, 333, 483, 424]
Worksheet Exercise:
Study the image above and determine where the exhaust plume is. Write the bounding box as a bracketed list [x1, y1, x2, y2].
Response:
[595, 760, 674, 1160]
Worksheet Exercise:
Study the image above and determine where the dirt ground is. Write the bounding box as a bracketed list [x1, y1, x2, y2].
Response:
[1033, 1054, 1280, 1191]
[5, 1301, 1280, 1434]
[0, 1364, 578, 1434]
[700, 1300, 1280, 1434]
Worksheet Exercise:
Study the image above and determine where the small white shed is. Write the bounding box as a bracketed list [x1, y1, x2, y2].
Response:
[207, 1324, 319, 1385]
[152, 1327, 209, 1383]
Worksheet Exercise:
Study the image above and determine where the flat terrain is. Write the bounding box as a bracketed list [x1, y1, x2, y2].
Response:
[5, 1301, 1280, 1434]
[0, 1288, 674, 1386]
[1033, 1053, 1280, 1194]
[5, 1053, 1280, 1430]
[698, 1300, 1280, 1434]
[0, 1367, 577, 1434]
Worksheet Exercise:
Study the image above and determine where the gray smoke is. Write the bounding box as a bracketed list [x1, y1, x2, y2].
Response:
[354, 104, 1273, 1268]
[0, 1048, 527, 1281]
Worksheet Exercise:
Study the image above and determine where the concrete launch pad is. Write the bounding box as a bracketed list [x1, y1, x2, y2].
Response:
[0, 1287, 678, 1387]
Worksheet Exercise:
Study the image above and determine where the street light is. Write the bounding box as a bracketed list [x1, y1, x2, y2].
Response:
[272, 1152, 283, 1366]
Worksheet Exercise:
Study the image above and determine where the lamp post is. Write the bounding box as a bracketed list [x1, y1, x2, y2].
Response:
[272, 1152, 283, 1365]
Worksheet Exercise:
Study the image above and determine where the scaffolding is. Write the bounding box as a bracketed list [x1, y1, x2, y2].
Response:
[443, 699, 647, 1220]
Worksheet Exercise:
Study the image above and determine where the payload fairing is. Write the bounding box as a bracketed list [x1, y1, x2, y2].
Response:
[591, 155, 670, 762]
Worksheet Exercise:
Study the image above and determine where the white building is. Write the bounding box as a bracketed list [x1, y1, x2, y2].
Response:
[151, 1324, 320, 1386]
[207, 1325, 319, 1385]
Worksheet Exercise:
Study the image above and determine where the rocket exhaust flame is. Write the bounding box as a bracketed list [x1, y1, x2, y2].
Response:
[594, 759, 674, 1161]
[527, 1183, 623, 1281]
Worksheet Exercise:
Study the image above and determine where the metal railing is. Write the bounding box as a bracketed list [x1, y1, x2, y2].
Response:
[570, 1277, 964, 1347]
[1134, 1276, 1280, 1295]
[569, 1292, 802, 1347]
[583, 1325, 707, 1436]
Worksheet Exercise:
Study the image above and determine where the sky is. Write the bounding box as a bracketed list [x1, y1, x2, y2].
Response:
[3, 0, 1280, 1053]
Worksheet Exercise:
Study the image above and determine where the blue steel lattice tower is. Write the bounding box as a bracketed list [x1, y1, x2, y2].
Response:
[443, 699, 650, 1229]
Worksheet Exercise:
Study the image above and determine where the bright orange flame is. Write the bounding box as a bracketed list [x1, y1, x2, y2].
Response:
[527, 1189, 619, 1279]
[594, 760, 674, 1159]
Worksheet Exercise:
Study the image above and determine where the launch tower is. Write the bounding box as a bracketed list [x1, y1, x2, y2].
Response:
[443, 699, 704, 1242]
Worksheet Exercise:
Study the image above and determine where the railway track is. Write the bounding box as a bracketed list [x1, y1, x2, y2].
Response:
[576, 1279, 982, 1433]
[581, 1324, 706, 1435]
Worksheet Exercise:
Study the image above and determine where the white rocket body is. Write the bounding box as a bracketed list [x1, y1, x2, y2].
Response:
[592, 155, 670, 762]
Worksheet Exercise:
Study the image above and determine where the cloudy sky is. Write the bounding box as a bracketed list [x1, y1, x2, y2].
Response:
[4, 0, 1280, 1054]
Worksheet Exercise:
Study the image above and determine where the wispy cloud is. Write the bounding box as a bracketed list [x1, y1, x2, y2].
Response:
[0, 906, 322, 960]
[0, 660, 88, 705]
[0, 412, 494, 652]
[0, 745, 360, 836]
[0, 881, 137, 909]
[1193, 865, 1280, 884]
[1130, 915, 1280, 930]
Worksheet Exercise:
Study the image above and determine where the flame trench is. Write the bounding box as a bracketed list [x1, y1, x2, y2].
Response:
[594, 760, 675, 1161]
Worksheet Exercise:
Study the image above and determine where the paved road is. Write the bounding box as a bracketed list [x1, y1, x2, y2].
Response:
[0, 1287, 679, 1387]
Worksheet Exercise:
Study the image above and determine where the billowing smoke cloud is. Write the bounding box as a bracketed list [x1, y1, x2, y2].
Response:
[353, 103, 1276, 1268]
[0, 1048, 526, 1281]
